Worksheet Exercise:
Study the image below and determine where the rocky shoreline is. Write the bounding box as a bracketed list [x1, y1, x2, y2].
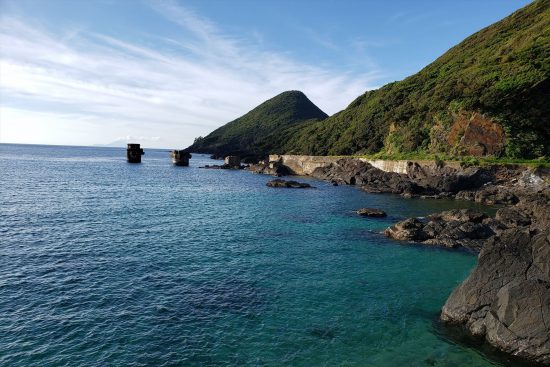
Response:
[249, 157, 550, 365]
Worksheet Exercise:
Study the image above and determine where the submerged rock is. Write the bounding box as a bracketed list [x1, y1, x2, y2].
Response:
[266, 179, 311, 188]
[441, 228, 550, 365]
[356, 208, 387, 217]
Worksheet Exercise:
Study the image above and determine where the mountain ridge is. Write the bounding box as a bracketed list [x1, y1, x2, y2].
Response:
[187, 90, 328, 158]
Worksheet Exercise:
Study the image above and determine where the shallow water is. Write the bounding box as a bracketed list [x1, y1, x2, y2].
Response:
[0, 144, 509, 366]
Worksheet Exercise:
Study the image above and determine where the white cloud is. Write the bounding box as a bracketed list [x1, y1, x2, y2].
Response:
[0, 1, 381, 148]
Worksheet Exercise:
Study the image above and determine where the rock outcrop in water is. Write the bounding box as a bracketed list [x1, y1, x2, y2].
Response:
[356, 208, 387, 217]
[249, 158, 290, 177]
[381, 173, 550, 363]
[266, 179, 312, 188]
[384, 209, 494, 252]
[440, 228, 550, 365]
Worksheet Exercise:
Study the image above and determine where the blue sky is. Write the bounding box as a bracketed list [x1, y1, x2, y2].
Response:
[0, 0, 532, 148]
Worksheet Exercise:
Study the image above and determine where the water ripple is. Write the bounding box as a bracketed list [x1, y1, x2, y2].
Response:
[0, 144, 504, 366]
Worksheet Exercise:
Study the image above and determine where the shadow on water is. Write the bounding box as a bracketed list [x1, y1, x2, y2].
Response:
[431, 316, 543, 367]
[308, 325, 338, 340]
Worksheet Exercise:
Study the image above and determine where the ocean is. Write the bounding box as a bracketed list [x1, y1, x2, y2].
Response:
[0, 144, 511, 366]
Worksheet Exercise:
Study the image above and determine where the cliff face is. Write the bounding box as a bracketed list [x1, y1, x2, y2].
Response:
[441, 227, 550, 365]
[446, 112, 506, 156]
[439, 185, 550, 365]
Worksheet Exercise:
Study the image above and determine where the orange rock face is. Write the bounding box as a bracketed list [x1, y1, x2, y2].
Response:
[447, 112, 505, 156]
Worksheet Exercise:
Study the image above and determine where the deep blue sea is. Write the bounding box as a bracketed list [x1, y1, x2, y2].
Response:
[0, 144, 510, 366]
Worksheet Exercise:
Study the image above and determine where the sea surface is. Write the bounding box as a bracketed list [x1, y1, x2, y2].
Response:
[0, 144, 513, 366]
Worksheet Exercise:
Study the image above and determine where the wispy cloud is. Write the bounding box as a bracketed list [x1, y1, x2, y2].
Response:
[298, 25, 339, 51]
[387, 12, 407, 24]
[0, 0, 382, 147]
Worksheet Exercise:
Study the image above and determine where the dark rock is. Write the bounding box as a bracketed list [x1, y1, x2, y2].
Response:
[311, 158, 495, 197]
[481, 217, 508, 236]
[385, 209, 494, 252]
[495, 207, 531, 228]
[200, 164, 244, 170]
[311, 158, 423, 195]
[427, 209, 487, 223]
[406, 162, 492, 193]
[457, 185, 520, 205]
[441, 228, 550, 365]
[473, 186, 519, 205]
[384, 218, 428, 241]
[515, 187, 550, 230]
[455, 190, 476, 201]
[249, 159, 290, 176]
[266, 179, 311, 189]
[356, 208, 387, 217]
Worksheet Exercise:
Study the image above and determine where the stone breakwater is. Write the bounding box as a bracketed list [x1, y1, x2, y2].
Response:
[252, 155, 496, 196]
[250, 155, 550, 365]
[266, 154, 462, 176]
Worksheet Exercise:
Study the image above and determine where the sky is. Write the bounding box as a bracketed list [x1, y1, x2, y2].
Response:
[0, 0, 532, 148]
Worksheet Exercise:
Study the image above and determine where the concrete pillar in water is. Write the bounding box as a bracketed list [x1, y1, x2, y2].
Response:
[127, 144, 144, 163]
[224, 156, 241, 167]
[171, 150, 192, 166]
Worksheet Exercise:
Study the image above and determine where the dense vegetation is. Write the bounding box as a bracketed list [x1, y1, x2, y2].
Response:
[190, 1, 549, 159]
[187, 91, 327, 158]
[280, 0, 549, 158]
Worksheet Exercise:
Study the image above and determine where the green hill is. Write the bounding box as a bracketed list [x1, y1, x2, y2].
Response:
[279, 0, 549, 159]
[187, 91, 328, 158]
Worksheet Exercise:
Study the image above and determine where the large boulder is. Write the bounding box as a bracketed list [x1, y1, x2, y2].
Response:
[441, 228, 550, 365]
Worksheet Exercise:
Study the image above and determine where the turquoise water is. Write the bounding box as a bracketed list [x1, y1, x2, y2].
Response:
[0, 144, 506, 366]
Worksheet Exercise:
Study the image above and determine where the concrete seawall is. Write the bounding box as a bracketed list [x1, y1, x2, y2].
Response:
[268, 154, 462, 176]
